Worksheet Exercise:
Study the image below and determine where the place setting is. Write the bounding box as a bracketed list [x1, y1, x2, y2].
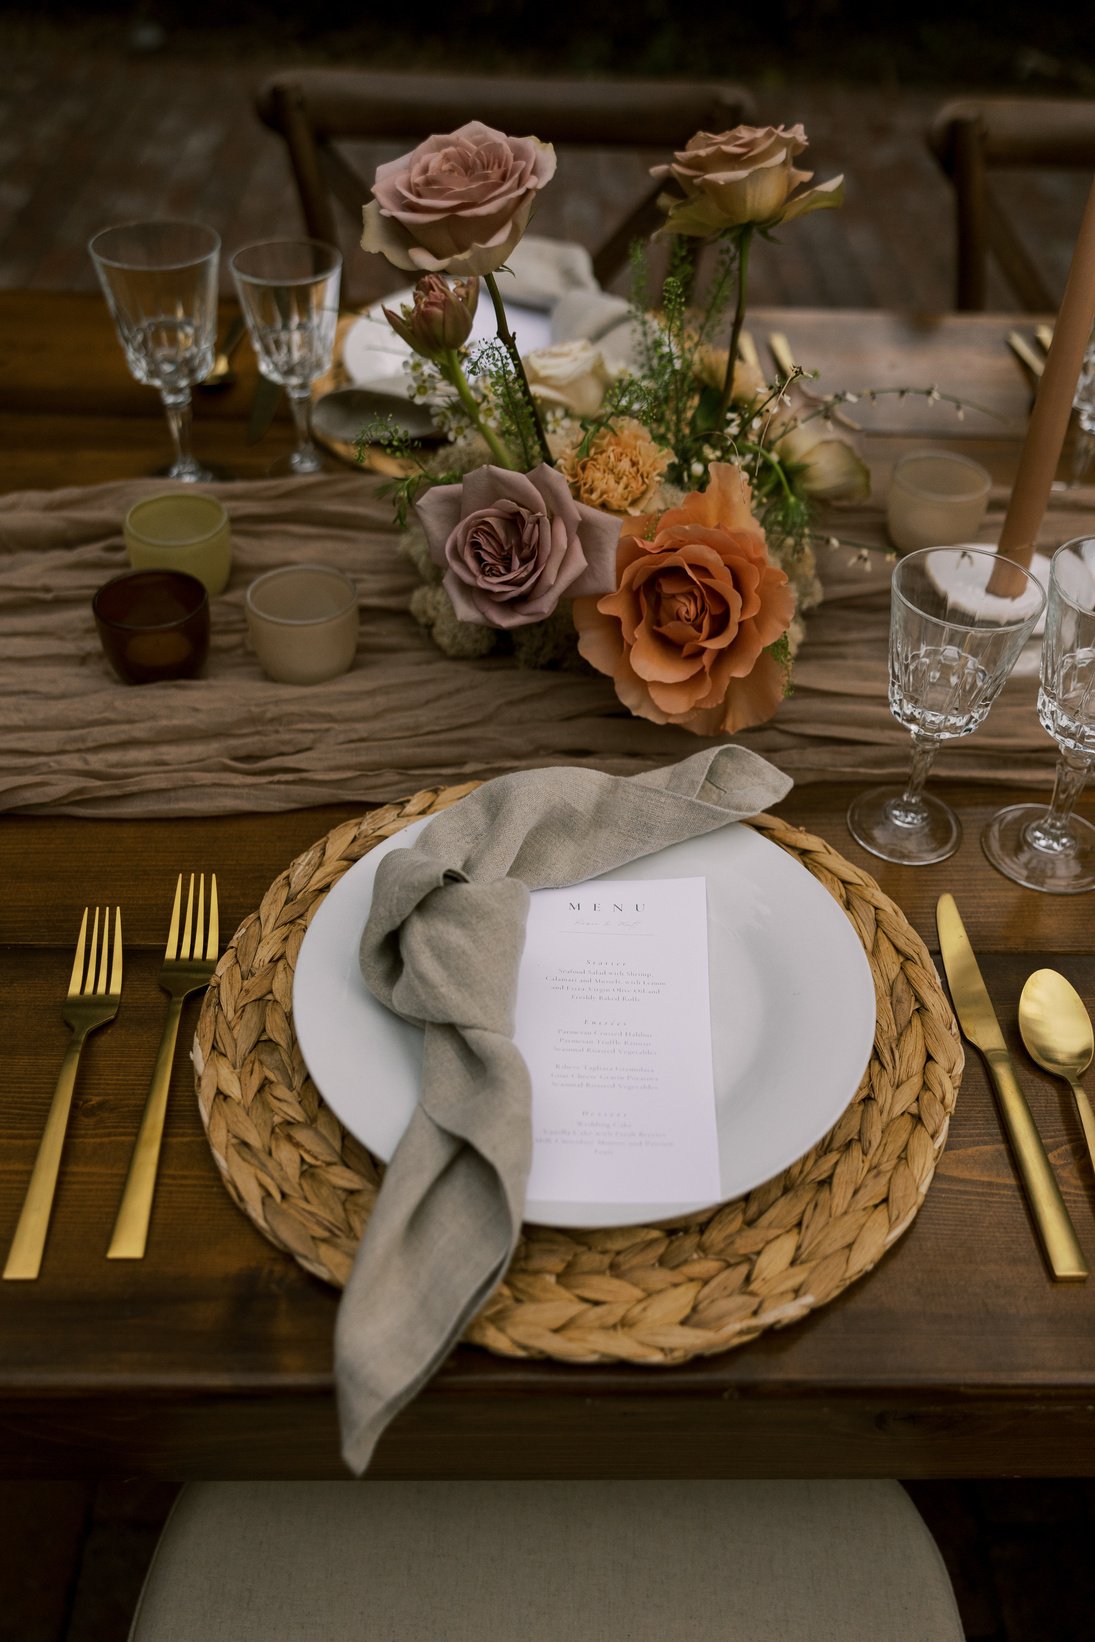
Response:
[6, 88, 1095, 1534]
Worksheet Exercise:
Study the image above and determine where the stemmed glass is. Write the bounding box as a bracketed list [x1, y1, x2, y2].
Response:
[983, 537, 1095, 892]
[89, 220, 220, 483]
[230, 239, 342, 474]
[848, 546, 1046, 865]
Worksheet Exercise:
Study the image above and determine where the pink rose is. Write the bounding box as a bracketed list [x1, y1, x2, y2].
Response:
[362, 121, 557, 277]
[416, 464, 620, 629]
[652, 124, 843, 238]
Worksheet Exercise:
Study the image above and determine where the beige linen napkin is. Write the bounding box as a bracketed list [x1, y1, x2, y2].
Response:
[336, 744, 793, 1473]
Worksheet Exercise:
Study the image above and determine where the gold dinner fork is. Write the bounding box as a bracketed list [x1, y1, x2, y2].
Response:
[4, 907, 123, 1281]
[108, 873, 219, 1260]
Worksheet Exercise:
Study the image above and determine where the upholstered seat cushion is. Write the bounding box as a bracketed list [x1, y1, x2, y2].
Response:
[129, 1480, 963, 1642]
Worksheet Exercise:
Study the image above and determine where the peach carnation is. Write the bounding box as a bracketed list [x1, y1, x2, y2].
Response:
[573, 462, 795, 734]
[558, 420, 673, 517]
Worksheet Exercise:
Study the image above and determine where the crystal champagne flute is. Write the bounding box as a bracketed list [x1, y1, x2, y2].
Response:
[230, 239, 342, 474]
[983, 537, 1095, 892]
[848, 546, 1045, 865]
[89, 220, 220, 483]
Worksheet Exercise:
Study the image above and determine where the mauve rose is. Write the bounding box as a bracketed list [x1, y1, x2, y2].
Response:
[362, 122, 557, 277]
[416, 464, 620, 629]
[652, 124, 843, 239]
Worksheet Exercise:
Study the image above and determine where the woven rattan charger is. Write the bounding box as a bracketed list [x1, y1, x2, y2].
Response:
[194, 784, 963, 1365]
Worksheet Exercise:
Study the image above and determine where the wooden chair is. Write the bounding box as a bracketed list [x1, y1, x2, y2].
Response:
[928, 97, 1095, 311]
[254, 69, 756, 302]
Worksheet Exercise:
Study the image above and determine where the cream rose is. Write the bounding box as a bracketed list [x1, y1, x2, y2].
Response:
[652, 124, 843, 239]
[362, 121, 557, 277]
[522, 340, 617, 418]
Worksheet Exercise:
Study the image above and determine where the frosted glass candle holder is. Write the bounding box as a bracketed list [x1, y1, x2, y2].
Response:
[246, 564, 359, 685]
[886, 451, 991, 555]
[124, 491, 232, 595]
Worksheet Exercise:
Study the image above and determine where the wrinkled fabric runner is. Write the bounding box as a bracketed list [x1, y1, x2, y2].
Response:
[336, 745, 792, 1472]
[3, 472, 1094, 816]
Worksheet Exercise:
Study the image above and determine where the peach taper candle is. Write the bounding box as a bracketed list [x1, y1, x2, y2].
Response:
[991, 176, 1095, 596]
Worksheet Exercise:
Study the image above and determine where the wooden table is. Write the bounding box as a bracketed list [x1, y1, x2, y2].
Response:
[2, 291, 1094, 1481]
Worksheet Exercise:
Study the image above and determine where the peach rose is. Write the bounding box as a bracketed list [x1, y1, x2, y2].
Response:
[362, 122, 556, 277]
[573, 463, 795, 734]
[652, 124, 843, 239]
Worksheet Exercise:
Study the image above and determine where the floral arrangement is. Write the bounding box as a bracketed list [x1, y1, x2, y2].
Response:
[357, 119, 869, 735]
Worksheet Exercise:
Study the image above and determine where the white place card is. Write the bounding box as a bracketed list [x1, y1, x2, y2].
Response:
[512, 877, 721, 1205]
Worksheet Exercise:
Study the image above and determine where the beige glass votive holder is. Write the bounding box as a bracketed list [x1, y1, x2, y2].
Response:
[245, 564, 359, 684]
[124, 491, 232, 596]
[886, 451, 991, 554]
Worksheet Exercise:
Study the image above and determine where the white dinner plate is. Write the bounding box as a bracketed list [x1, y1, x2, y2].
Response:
[342, 290, 553, 398]
[293, 812, 876, 1229]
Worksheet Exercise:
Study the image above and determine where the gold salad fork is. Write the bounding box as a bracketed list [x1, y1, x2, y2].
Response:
[4, 907, 123, 1281]
[108, 873, 219, 1260]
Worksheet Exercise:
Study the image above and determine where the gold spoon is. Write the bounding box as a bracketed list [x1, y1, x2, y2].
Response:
[1019, 968, 1095, 1176]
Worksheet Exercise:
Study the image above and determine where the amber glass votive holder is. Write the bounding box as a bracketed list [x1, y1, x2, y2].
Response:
[93, 569, 210, 684]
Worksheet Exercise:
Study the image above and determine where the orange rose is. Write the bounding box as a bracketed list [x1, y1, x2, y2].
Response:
[573, 463, 795, 735]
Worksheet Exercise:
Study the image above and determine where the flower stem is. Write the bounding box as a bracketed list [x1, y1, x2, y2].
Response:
[485, 270, 553, 467]
[717, 227, 753, 427]
[443, 351, 518, 469]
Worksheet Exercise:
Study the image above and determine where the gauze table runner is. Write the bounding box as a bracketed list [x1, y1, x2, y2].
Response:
[1, 472, 1092, 816]
[337, 745, 793, 1472]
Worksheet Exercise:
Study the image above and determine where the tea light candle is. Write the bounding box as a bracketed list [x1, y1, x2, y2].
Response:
[245, 564, 359, 685]
[886, 450, 991, 555]
[124, 491, 232, 596]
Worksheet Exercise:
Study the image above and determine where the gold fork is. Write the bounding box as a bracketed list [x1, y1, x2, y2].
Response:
[4, 907, 123, 1281]
[108, 873, 219, 1260]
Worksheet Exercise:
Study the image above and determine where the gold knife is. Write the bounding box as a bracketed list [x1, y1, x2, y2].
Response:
[936, 894, 1087, 1281]
[1007, 330, 1044, 380]
[767, 330, 796, 379]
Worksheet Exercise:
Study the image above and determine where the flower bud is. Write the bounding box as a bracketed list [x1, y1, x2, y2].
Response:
[383, 274, 479, 358]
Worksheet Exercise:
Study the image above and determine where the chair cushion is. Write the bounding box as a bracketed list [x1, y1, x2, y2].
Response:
[129, 1479, 963, 1642]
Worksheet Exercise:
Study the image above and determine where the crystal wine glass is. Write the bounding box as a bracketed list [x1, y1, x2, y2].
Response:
[89, 220, 220, 483]
[230, 239, 342, 474]
[983, 537, 1095, 892]
[848, 546, 1046, 865]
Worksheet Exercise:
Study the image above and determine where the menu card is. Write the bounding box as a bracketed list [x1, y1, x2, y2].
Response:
[512, 877, 721, 1205]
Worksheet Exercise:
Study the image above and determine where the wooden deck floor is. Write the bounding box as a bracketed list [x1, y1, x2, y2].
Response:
[0, 41, 1088, 312]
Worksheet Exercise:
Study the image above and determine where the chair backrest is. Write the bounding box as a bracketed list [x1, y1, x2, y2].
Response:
[928, 97, 1095, 311]
[255, 69, 756, 303]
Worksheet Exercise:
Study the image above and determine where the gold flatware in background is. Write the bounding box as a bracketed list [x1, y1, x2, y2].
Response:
[108, 873, 219, 1261]
[199, 314, 246, 391]
[767, 330, 796, 379]
[4, 908, 123, 1281]
[1035, 323, 1055, 355]
[936, 894, 1087, 1281]
[1007, 330, 1044, 380]
[1019, 968, 1095, 1180]
[737, 330, 760, 371]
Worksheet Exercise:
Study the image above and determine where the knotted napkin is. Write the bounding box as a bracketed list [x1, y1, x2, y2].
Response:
[335, 746, 793, 1472]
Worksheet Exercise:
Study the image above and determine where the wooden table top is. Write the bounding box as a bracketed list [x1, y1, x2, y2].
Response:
[2, 290, 1095, 1481]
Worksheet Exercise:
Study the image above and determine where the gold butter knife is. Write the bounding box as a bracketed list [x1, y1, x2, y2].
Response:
[936, 894, 1087, 1281]
[767, 330, 796, 379]
[738, 330, 760, 371]
[1007, 330, 1044, 380]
